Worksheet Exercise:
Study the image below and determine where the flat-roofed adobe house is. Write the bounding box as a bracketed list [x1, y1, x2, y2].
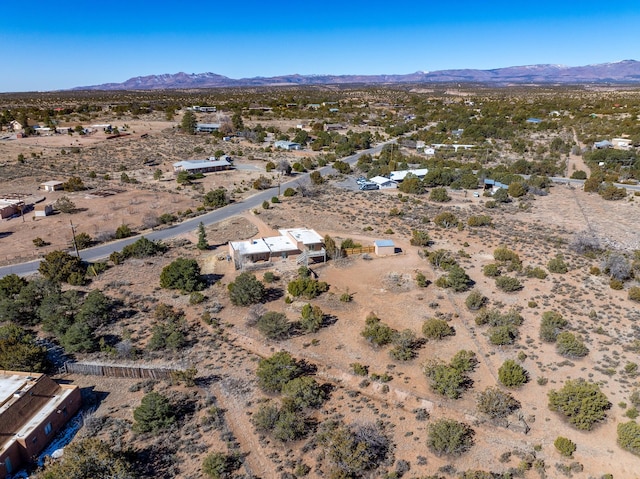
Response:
[0, 371, 82, 478]
[173, 157, 232, 174]
[228, 228, 326, 269]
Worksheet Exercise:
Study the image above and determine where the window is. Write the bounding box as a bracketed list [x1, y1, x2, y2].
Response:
[44, 422, 52, 435]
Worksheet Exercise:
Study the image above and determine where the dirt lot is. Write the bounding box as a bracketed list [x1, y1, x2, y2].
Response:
[41, 178, 640, 479]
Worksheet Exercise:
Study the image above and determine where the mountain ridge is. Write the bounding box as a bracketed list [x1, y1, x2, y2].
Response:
[73, 60, 640, 90]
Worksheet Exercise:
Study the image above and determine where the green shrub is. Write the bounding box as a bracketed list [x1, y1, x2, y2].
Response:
[547, 254, 568, 274]
[476, 387, 520, 419]
[494, 247, 522, 271]
[133, 392, 175, 433]
[525, 266, 548, 279]
[257, 311, 291, 340]
[38, 250, 87, 284]
[427, 419, 475, 456]
[495, 276, 523, 292]
[160, 257, 205, 292]
[389, 329, 419, 361]
[202, 452, 241, 479]
[299, 303, 324, 333]
[228, 272, 265, 306]
[548, 379, 610, 430]
[361, 314, 395, 346]
[282, 376, 327, 409]
[554, 436, 577, 457]
[410, 229, 431, 246]
[489, 325, 518, 345]
[467, 215, 492, 227]
[429, 187, 451, 202]
[465, 290, 487, 310]
[351, 362, 369, 376]
[115, 224, 133, 239]
[540, 311, 568, 342]
[629, 286, 640, 302]
[483, 263, 501, 277]
[617, 421, 640, 456]
[252, 402, 309, 442]
[610, 278, 624, 290]
[556, 332, 589, 358]
[437, 265, 472, 292]
[189, 291, 206, 304]
[283, 187, 296, 197]
[262, 271, 278, 283]
[287, 277, 329, 299]
[434, 211, 459, 228]
[498, 359, 528, 387]
[256, 351, 303, 393]
[422, 318, 455, 340]
[121, 237, 167, 259]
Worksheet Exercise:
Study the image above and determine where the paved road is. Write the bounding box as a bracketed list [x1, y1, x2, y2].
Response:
[0, 141, 392, 278]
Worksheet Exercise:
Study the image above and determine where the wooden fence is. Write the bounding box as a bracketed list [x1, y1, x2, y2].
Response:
[343, 246, 375, 256]
[63, 361, 177, 380]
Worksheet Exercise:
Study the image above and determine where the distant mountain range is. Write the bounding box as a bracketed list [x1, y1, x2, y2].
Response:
[73, 60, 640, 90]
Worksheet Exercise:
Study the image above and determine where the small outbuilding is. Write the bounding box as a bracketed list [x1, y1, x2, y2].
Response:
[41, 180, 64, 192]
[34, 203, 54, 217]
[374, 239, 395, 256]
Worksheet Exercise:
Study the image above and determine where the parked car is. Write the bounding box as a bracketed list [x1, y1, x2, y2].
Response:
[359, 182, 379, 190]
[356, 176, 367, 184]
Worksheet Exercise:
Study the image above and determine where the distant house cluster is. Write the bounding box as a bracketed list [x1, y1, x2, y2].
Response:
[190, 106, 217, 112]
[594, 137, 633, 150]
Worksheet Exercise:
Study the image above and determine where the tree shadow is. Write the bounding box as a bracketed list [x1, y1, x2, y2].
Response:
[263, 287, 284, 303]
[80, 385, 110, 408]
[322, 314, 339, 327]
[202, 273, 224, 285]
[0, 231, 12, 239]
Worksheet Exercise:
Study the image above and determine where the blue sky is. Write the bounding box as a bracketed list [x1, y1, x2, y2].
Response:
[2, 0, 640, 92]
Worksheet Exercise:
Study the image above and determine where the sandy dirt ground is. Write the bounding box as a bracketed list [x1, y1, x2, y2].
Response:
[46, 178, 640, 479]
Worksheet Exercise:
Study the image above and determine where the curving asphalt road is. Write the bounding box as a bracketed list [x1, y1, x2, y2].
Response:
[0, 141, 393, 278]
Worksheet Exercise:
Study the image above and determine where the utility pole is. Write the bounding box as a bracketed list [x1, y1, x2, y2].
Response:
[70, 220, 80, 258]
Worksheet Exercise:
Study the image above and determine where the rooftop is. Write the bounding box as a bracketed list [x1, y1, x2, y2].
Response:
[230, 238, 270, 255]
[374, 239, 395, 247]
[280, 228, 323, 245]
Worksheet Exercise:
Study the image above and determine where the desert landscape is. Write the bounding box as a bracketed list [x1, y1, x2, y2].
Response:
[1, 85, 640, 479]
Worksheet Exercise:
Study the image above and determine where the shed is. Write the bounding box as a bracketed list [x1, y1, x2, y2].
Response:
[374, 239, 395, 256]
[34, 203, 54, 217]
[41, 181, 64, 192]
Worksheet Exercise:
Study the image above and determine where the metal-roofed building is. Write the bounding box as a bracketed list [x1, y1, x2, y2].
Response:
[196, 123, 221, 133]
[173, 157, 232, 174]
[0, 372, 81, 478]
[389, 169, 429, 182]
[274, 140, 301, 150]
[369, 176, 398, 189]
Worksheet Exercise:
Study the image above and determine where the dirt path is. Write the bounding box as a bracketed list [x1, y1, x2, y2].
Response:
[568, 127, 591, 175]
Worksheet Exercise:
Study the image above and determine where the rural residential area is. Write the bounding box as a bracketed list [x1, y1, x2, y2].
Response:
[1, 83, 640, 479]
